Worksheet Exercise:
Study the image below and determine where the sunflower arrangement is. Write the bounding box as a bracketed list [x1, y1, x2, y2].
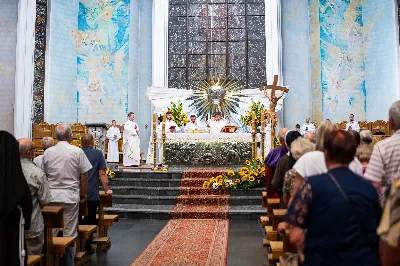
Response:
[273, 136, 281, 148]
[106, 167, 116, 179]
[168, 101, 189, 127]
[202, 174, 234, 191]
[75, 133, 82, 148]
[203, 158, 265, 191]
[240, 99, 265, 127]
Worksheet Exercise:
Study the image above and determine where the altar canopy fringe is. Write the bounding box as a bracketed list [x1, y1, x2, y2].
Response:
[14, 0, 37, 139]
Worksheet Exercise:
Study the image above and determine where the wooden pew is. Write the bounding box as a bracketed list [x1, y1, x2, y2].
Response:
[93, 191, 118, 252]
[27, 255, 42, 266]
[272, 209, 287, 230]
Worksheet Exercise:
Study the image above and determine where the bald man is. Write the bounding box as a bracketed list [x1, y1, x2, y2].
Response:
[264, 128, 289, 197]
[300, 117, 315, 135]
[304, 132, 315, 143]
[18, 138, 51, 255]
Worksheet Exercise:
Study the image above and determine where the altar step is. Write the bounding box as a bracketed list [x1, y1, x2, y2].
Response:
[113, 194, 262, 206]
[110, 185, 265, 197]
[106, 204, 266, 220]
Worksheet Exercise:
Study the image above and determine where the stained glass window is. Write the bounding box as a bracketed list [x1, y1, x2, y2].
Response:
[168, 0, 266, 90]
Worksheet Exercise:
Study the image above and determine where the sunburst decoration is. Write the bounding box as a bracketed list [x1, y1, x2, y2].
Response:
[187, 73, 245, 120]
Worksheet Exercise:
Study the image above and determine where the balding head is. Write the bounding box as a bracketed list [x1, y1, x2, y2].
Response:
[18, 138, 35, 159]
[81, 133, 94, 147]
[304, 132, 315, 143]
[305, 117, 310, 123]
[278, 128, 289, 144]
[41, 136, 54, 151]
[55, 123, 72, 141]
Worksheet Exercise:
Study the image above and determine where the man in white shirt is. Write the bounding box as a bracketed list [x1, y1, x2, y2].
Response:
[106, 120, 121, 163]
[345, 114, 360, 132]
[42, 123, 92, 266]
[123, 112, 141, 167]
[300, 117, 315, 135]
[165, 111, 181, 133]
[209, 112, 227, 133]
[33, 136, 54, 168]
[184, 114, 203, 132]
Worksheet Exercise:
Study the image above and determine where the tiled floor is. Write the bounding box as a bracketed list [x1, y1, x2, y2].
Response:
[84, 219, 269, 266]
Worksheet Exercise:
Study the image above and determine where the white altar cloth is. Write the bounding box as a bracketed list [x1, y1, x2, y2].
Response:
[162, 133, 261, 143]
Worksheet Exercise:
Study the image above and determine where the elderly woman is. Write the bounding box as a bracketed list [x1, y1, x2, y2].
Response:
[282, 138, 315, 206]
[286, 130, 381, 265]
[356, 145, 373, 175]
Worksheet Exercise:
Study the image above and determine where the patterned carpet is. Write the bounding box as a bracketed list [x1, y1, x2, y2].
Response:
[130, 170, 230, 266]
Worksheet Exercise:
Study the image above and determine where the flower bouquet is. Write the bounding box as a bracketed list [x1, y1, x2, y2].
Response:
[106, 167, 116, 179]
[168, 101, 189, 127]
[203, 157, 265, 191]
[240, 99, 265, 127]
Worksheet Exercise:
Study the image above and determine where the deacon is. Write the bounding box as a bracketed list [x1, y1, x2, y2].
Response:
[300, 117, 315, 135]
[165, 111, 181, 133]
[209, 112, 228, 133]
[346, 113, 360, 132]
[185, 114, 203, 131]
[123, 112, 141, 167]
[106, 120, 121, 163]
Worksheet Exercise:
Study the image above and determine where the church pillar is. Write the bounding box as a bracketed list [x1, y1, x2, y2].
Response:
[14, 0, 37, 139]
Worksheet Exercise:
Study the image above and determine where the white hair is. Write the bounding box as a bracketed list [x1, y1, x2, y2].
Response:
[55, 123, 72, 140]
[359, 130, 373, 145]
[290, 138, 316, 160]
[41, 136, 54, 150]
[389, 100, 400, 127]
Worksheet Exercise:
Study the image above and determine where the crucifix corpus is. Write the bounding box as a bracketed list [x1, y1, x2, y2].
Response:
[259, 75, 289, 147]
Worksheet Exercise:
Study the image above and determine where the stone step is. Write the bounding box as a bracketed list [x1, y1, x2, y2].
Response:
[105, 204, 265, 220]
[116, 172, 182, 180]
[176, 195, 230, 205]
[110, 186, 180, 196]
[112, 194, 262, 206]
[105, 204, 173, 220]
[109, 178, 181, 187]
[170, 205, 229, 219]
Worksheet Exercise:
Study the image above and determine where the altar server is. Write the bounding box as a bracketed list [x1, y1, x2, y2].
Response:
[185, 115, 203, 132]
[209, 112, 227, 133]
[106, 120, 121, 163]
[166, 111, 181, 133]
[345, 113, 360, 132]
[123, 112, 140, 167]
[300, 117, 315, 135]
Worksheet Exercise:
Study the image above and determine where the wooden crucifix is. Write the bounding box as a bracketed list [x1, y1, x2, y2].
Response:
[259, 75, 289, 148]
[259, 75, 289, 113]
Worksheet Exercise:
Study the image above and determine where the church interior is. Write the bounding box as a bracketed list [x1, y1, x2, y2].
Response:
[1, 0, 400, 265]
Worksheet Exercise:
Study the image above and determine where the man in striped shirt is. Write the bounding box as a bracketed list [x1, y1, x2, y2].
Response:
[364, 100, 400, 203]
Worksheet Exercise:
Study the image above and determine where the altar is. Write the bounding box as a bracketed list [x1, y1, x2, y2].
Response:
[160, 133, 262, 166]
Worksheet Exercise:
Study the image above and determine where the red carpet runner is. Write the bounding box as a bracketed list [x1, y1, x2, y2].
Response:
[130, 170, 230, 266]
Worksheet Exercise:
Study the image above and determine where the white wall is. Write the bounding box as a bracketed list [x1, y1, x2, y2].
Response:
[0, 1, 18, 133]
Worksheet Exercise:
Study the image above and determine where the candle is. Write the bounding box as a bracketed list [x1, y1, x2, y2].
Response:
[252, 112, 256, 130]
[261, 111, 265, 133]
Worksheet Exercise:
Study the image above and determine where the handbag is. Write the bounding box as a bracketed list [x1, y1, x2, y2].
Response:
[279, 252, 299, 266]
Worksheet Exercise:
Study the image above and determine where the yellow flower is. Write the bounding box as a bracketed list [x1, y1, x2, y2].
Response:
[238, 171, 244, 176]
[216, 175, 223, 179]
[245, 160, 251, 166]
[203, 181, 210, 188]
[227, 170, 235, 176]
[218, 180, 223, 185]
[260, 167, 265, 172]
[254, 172, 259, 177]
[255, 157, 261, 162]
[235, 179, 240, 183]
[170, 101, 174, 104]
[240, 167, 249, 173]
[224, 183, 229, 188]
[249, 176, 255, 182]
[241, 176, 247, 182]
[109, 172, 115, 178]
[106, 167, 110, 174]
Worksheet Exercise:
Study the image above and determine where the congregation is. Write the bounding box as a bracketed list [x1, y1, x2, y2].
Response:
[263, 100, 400, 266]
[0, 123, 112, 266]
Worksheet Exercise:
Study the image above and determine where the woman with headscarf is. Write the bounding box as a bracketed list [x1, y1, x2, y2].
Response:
[271, 130, 302, 201]
[0, 131, 32, 266]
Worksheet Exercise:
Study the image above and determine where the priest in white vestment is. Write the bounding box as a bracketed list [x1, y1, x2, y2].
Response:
[300, 117, 315, 135]
[345, 114, 360, 132]
[166, 111, 181, 133]
[123, 112, 141, 166]
[106, 120, 121, 163]
[184, 115, 204, 132]
[209, 112, 227, 133]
